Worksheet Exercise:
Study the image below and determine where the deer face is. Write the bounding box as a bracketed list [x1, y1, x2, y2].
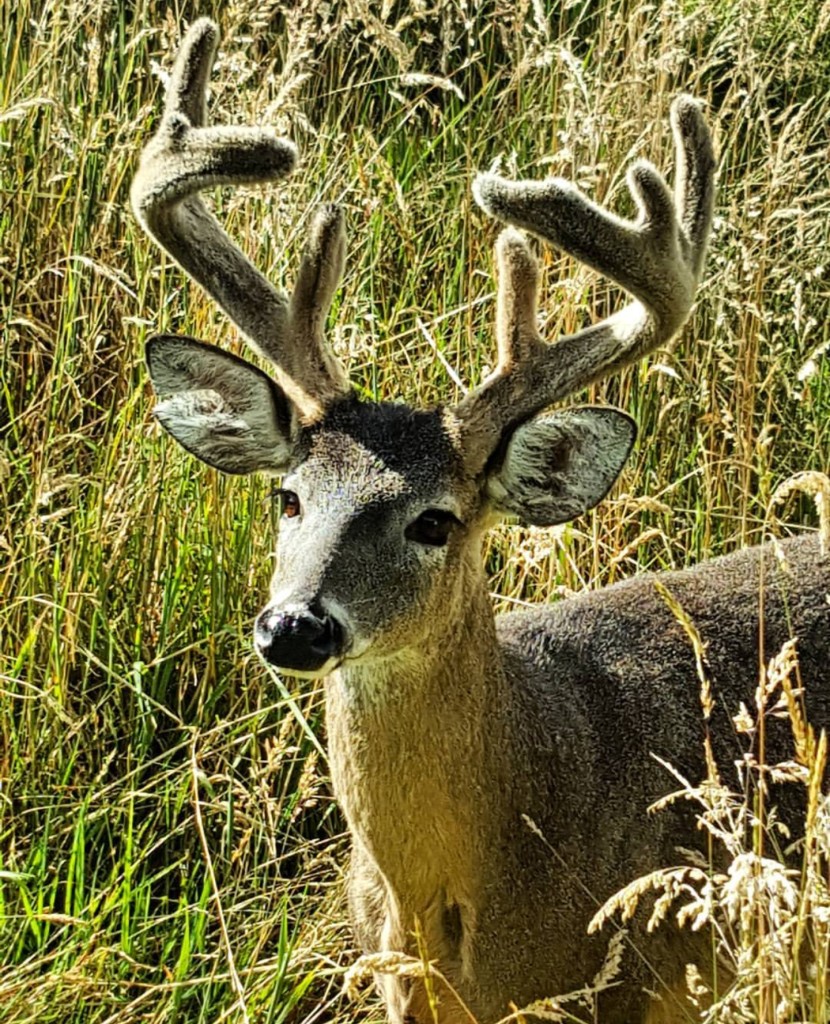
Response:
[147, 336, 636, 677]
[258, 400, 477, 676]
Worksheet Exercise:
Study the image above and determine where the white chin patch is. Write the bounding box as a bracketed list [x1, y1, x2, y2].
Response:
[258, 654, 343, 680]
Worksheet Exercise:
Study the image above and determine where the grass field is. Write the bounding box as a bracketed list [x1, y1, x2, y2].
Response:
[2, 0, 830, 1021]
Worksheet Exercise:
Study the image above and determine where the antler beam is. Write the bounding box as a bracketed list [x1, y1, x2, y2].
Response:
[458, 97, 715, 466]
[132, 18, 349, 419]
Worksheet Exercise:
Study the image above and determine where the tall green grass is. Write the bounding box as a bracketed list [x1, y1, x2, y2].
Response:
[1, 0, 829, 1020]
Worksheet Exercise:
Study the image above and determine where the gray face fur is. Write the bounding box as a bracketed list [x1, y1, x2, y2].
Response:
[268, 400, 474, 671]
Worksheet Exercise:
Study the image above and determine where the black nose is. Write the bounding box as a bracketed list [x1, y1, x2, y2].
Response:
[254, 603, 346, 672]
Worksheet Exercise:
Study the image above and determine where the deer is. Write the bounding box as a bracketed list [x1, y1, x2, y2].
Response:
[132, 18, 830, 1024]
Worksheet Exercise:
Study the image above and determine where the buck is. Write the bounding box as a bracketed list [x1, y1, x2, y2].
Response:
[133, 19, 830, 1024]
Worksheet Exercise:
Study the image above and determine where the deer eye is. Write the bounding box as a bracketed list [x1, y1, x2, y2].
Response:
[405, 509, 460, 547]
[272, 488, 301, 519]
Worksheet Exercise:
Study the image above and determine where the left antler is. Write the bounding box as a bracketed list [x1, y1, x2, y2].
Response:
[132, 18, 350, 419]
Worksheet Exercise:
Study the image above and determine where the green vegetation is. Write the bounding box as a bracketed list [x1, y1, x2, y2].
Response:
[1, 0, 829, 1020]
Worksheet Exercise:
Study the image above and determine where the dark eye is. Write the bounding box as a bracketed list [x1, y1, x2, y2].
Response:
[271, 488, 301, 519]
[405, 509, 460, 547]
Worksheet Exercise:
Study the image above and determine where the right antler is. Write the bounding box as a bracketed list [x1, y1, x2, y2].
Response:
[457, 97, 715, 469]
[132, 18, 349, 420]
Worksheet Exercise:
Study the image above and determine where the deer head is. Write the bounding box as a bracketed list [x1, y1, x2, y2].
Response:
[133, 19, 715, 679]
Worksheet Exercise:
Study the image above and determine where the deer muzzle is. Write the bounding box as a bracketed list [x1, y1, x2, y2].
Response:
[254, 602, 347, 674]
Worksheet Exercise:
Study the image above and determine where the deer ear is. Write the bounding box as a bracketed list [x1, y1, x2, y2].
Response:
[146, 335, 296, 474]
[485, 407, 636, 527]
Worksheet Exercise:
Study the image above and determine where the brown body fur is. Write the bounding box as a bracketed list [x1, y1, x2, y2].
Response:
[330, 534, 829, 1022]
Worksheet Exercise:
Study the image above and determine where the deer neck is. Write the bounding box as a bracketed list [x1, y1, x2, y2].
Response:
[325, 563, 509, 909]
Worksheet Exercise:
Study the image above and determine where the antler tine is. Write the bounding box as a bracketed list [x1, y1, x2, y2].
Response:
[672, 97, 716, 281]
[458, 96, 715, 465]
[289, 204, 350, 395]
[492, 228, 546, 374]
[132, 19, 350, 419]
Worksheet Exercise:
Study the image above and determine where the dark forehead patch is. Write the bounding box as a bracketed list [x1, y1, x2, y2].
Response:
[301, 397, 464, 490]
